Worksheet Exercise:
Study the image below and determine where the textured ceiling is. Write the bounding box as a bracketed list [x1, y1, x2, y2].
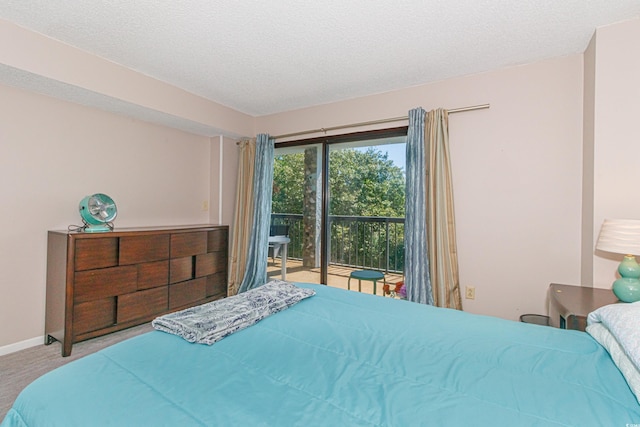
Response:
[1, 1, 640, 117]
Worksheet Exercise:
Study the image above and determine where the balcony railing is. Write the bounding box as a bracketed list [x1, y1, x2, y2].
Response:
[271, 213, 404, 273]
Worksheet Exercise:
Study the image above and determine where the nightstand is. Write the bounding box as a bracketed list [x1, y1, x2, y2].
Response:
[548, 283, 619, 331]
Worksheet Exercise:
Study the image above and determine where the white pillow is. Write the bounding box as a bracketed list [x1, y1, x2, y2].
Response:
[587, 323, 640, 404]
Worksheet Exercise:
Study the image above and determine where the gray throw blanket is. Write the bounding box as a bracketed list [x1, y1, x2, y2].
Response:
[152, 280, 315, 345]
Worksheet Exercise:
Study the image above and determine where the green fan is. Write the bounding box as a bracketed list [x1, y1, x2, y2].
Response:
[79, 193, 117, 232]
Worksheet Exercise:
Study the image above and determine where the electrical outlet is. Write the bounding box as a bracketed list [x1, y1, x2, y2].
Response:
[202, 200, 209, 212]
[465, 286, 476, 300]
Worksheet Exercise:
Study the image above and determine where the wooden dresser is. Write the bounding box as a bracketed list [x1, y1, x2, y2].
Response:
[45, 225, 228, 356]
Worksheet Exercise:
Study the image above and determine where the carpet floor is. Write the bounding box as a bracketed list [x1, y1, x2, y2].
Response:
[0, 323, 153, 420]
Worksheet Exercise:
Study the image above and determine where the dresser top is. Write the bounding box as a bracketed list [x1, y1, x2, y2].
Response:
[50, 224, 227, 236]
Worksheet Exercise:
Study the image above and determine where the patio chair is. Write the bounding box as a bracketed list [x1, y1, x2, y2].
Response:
[269, 224, 290, 262]
[348, 270, 386, 296]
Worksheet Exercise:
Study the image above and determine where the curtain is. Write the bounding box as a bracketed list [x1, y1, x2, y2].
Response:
[404, 107, 434, 305]
[426, 109, 462, 309]
[227, 139, 256, 296]
[237, 133, 275, 293]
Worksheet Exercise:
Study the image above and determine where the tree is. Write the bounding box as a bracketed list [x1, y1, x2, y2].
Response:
[328, 147, 405, 217]
[272, 147, 405, 217]
[272, 152, 305, 215]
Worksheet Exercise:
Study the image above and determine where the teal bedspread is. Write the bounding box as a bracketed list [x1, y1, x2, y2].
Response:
[3, 284, 640, 426]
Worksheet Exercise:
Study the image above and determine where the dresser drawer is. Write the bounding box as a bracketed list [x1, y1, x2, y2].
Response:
[119, 234, 170, 265]
[171, 232, 207, 258]
[169, 257, 194, 284]
[206, 273, 227, 298]
[169, 278, 206, 309]
[74, 238, 118, 271]
[195, 252, 227, 277]
[117, 287, 168, 324]
[73, 298, 116, 335]
[207, 229, 228, 252]
[137, 260, 169, 290]
[74, 266, 137, 303]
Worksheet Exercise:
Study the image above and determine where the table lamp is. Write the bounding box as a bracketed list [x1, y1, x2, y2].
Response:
[596, 219, 640, 302]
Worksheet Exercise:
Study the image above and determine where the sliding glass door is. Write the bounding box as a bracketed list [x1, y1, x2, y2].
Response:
[326, 138, 406, 293]
[269, 129, 407, 292]
[269, 143, 323, 284]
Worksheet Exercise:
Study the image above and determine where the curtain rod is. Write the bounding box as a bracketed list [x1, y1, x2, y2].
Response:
[272, 103, 489, 140]
[236, 103, 490, 143]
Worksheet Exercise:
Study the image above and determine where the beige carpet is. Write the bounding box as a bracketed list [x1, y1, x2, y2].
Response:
[0, 323, 153, 420]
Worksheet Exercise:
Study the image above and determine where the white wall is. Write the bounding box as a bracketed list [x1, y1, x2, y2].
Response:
[581, 34, 596, 287]
[210, 135, 239, 233]
[449, 58, 583, 320]
[590, 18, 640, 288]
[0, 83, 214, 349]
[256, 55, 585, 321]
[0, 18, 254, 138]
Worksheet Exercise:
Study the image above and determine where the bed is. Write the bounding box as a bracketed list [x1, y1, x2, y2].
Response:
[3, 282, 640, 426]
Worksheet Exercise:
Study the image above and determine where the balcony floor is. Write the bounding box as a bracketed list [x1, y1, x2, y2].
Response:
[267, 257, 404, 296]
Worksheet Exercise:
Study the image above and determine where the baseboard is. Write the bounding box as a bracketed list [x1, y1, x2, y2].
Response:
[0, 336, 44, 357]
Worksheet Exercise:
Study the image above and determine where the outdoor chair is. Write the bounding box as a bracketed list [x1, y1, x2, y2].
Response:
[348, 270, 386, 295]
[269, 224, 290, 262]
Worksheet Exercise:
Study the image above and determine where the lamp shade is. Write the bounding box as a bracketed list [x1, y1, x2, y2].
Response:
[596, 219, 640, 256]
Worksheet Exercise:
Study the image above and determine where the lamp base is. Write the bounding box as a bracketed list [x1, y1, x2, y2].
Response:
[613, 255, 640, 303]
[613, 278, 640, 303]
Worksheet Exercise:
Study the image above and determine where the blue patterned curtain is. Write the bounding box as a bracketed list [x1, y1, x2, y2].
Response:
[238, 134, 275, 293]
[405, 108, 434, 305]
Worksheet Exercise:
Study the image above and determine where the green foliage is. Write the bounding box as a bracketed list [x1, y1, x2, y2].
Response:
[272, 147, 405, 217]
[329, 147, 405, 217]
[272, 152, 305, 215]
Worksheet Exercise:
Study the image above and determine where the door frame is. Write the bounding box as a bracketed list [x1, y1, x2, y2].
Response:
[274, 126, 408, 284]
